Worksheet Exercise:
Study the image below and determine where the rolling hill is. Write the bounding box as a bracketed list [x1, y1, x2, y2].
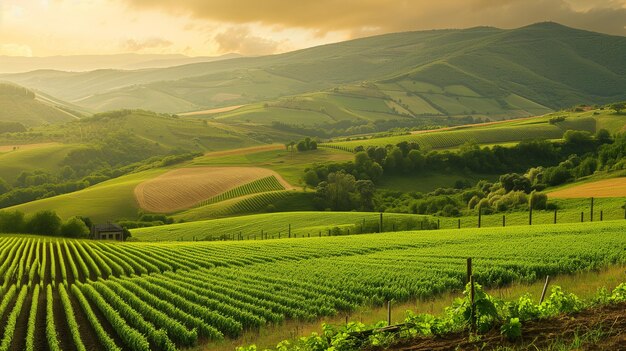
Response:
[1, 22, 625, 121]
[0, 83, 81, 126]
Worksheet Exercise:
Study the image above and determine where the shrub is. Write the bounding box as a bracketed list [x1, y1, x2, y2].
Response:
[60, 217, 90, 238]
[26, 210, 62, 236]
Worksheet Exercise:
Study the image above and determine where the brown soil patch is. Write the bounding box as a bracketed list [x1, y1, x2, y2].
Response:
[548, 178, 626, 199]
[202, 144, 285, 158]
[0, 142, 61, 153]
[134, 167, 293, 213]
[179, 105, 244, 116]
[387, 302, 626, 351]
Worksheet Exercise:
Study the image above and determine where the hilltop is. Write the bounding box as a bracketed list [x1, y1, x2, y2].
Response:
[0, 83, 81, 127]
[1, 22, 625, 121]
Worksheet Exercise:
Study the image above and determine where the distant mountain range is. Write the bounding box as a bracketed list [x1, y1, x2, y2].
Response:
[0, 53, 242, 73]
[1, 22, 625, 121]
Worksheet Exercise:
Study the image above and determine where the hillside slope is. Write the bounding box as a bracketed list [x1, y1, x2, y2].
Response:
[2, 23, 626, 117]
[0, 83, 80, 126]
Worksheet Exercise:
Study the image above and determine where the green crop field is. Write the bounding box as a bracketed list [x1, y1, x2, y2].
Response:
[198, 176, 286, 207]
[0, 221, 625, 350]
[323, 112, 602, 151]
[133, 211, 433, 241]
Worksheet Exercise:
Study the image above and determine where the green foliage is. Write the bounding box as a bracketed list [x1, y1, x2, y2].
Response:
[60, 217, 90, 238]
[500, 318, 522, 341]
[26, 210, 62, 236]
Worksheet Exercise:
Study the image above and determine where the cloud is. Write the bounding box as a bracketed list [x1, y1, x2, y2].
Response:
[123, 0, 626, 37]
[122, 37, 173, 52]
[213, 27, 282, 55]
[0, 43, 33, 56]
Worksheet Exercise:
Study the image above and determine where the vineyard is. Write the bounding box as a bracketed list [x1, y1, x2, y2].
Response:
[0, 221, 625, 350]
[197, 176, 285, 207]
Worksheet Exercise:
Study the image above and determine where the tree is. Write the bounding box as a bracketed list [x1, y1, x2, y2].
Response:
[303, 170, 320, 187]
[0, 177, 10, 196]
[60, 217, 90, 238]
[0, 210, 25, 233]
[610, 102, 625, 114]
[26, 210, 62, 236]
[595, 129, 612, 144]
[313, 171, 358, 211]
[355, 180, 375, 210]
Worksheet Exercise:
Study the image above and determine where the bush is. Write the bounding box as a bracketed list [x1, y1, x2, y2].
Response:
[0, 211, 26, 233]
[26, 210, 62, 236]
[60, 217, 90, 238]
[529, 191, 548, 210]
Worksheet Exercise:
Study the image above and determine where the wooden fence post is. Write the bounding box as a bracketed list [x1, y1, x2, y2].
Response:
[458, 219, 461, 229]
[540, 276, 550, 304]
[379, 212, 383, 233]
[288, 224, 291, 238]
[466, 258, 472, 284]
[590, 197, 594, 222]
[581, 212, 584, 222]
[529, 200, 533, 226]
[502, 215, 506, 227]
[600, 210, 603, 221]
[470, 275, 476, 333]
[437, 219, 440, 230]
[387, 300, 391, 326]
[554, 209, 557, 224]
[478, 207, 482, 228]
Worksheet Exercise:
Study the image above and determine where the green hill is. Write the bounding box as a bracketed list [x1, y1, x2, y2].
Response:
[0, 83, 80, 126]
[0, 109, 300, 152]
[324, 107, 622, 150]
[1, 23, 625, 121]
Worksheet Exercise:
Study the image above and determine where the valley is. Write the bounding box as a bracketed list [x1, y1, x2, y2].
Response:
[0, 19, 625, 351]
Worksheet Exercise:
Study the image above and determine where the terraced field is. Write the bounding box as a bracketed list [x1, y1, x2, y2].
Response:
[0, 221, 625, 350]
[133, 167, 292, 213]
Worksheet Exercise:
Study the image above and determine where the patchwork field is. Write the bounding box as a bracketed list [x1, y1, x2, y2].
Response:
[548, 177, 626, 198]
[133, 167, 293, 213]
[0, 221, 625, 351]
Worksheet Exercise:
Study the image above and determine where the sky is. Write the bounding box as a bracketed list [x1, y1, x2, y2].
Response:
[0, 0, 625, 57]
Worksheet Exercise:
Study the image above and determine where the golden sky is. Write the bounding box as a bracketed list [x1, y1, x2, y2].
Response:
[1, 0, 625, 57]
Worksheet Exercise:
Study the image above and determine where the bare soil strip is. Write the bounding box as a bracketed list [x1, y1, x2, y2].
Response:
[388, 302, 626, 351]
[548, 177, 626, 198]
[134, 166, 294, 213]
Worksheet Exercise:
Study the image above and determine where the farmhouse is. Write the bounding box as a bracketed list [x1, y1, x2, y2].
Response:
[91, 222, 124, 241]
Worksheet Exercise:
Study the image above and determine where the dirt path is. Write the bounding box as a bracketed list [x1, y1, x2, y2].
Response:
[387, 302, 626, 351]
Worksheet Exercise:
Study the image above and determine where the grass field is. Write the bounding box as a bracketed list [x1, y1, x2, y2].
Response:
[190, 148, 353, 187]
[5, 168, 166, 222]
[0, 143, 81, 183]
[323, 110, 605, 150]
[0, 221, 625, 350]
[133, 167, 292, 213]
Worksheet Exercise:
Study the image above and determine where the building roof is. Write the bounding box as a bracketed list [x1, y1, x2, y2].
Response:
[93, 222, 123, 232]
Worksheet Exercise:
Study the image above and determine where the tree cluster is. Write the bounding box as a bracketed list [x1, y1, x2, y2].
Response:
[0, 210, 90, 238]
